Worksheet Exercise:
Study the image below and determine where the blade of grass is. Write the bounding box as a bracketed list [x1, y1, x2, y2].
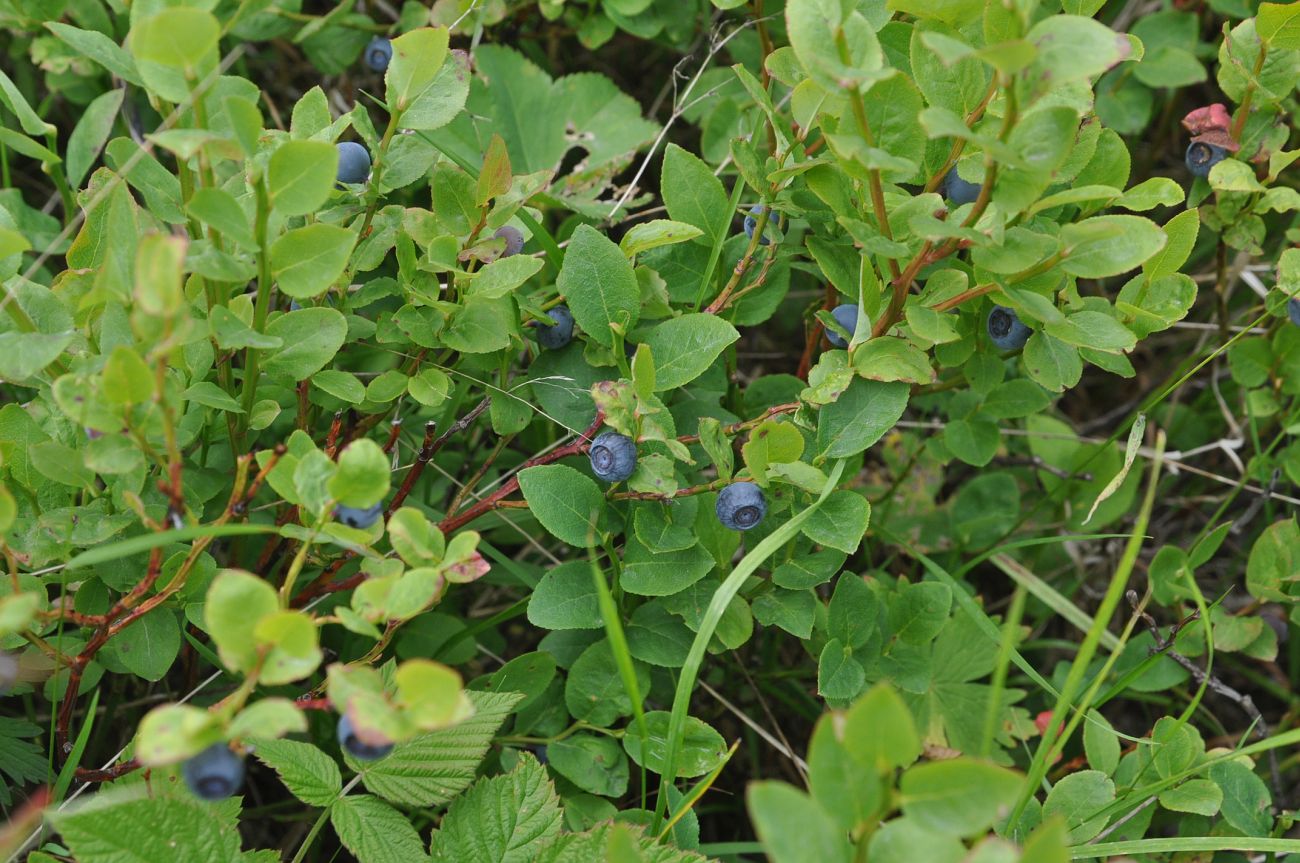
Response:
[1005, 430, 1165, 838]
[51, 688, 99, 804]
[589, 538, 650, 812]
[991, 555, 1121, 652]
[1073, 837, 1300, 858]
[60, 524, 281, 571]
[659, 740, 741, 841]
[693, 177, 746, 311]
[979, 585, 1025, 759]
[652, 459, 846, 831]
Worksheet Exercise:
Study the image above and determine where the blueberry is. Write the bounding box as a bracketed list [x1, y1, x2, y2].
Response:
[335, 502, 384, 529]
[183, 743, 245, 801]
[942, 167, 982, 206]
[987, 305, 1031, 350]
[1288, 298, 1300, 327]
[364, 36, 392, 72]
[494, 225, 524, 258]
[0, 651, 16, 696]
[338, 714, 394, 761]
[743, 205, 772, 246]
[716, 482, 767, 531]
[824, 303, 859, 349]
[1185, 141, 1227, 179]
[588, 432, 637, 483]
[534, 306, 574, 350]
[336, 142, 371, 185]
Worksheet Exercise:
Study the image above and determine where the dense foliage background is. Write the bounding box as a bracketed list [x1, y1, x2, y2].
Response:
[0, 0, 1299, 860]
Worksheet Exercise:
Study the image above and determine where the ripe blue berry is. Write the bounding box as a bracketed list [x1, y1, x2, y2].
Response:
[335, 502, 384, 529]
[534, 306, 574, 350]
[338, 715, 394, 761]
[987, 305, 1031, 350]
[1288, 298, 1300, 327]
[1185, 141, 1227, 179]
[183, 743, 245, 801]
[743, 205, 772, 246]
[588, 432, 637, 483]
[942, 166, 982, 206]
[716, 482, 767, 531]
[825, 303, 859, 348]
[336, 142, 371, 185]
[364, 36, 392, 72]
[494, 225, 525, 257]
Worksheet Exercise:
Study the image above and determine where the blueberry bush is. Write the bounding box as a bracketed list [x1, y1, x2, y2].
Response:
[1, 0, 1300, 861]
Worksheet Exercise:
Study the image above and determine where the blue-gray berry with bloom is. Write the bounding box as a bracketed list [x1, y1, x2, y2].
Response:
[743, 205, 771, 246]
[494, 225, 524, 257]
[338, 714, 394, 761]
[336, 142, 371, 185]
[364, 36, 392, 72]
[1185, 141, 1227, 179]
[1288, 298, 1300, 327]
[335, 502, 384, 529]
[987, 305, 1031, 350]
[825, 303, 859, 348]
[183, 743, 245, 801]
[942, 167, 982, 206]
[589, 432, 637, 483]
[716, 482, 767, 531]
[535, 306, 574, 349]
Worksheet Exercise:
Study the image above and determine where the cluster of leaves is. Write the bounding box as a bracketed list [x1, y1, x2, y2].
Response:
[0, 0, 1298, 861]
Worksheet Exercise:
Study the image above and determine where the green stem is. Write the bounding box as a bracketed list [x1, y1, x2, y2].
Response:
[237, 177, 273, 443]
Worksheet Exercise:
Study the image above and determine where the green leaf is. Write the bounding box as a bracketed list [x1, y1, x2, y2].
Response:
[468, 254, 544, 299]
[528, 561, 605, 630]
[253, 738, 342, 807]
[360, 691, 522, 807]
[1258, 2, 1300, 49]
[565, 639, 649, 726]
[868, 817, 966, 863]
[46, 23, 143, 86]
[67, 88, 126, 188]
[271, 224, 355, 299]
[269, 141, 339, 216]
[748, 781, 852, 863]
[619, 219, 705, 257]
[428, 755, 564, 863]
[851, 337, 936, 384]
[818, 639, 867, 702]
[102, 345, 154, 405]
[386, 27, 450, 113]
[329, 438, 391, 509]
[802, 490, 871, 554]
[622, 711, 727, 779]
[827, 574, 878, 649]
[52, 788, 243, 862]
[518, 464, 605, 547]
[331, 794, 431, 863]
[1042, 770, 1114, 843]
[205, 569, 279, 674]
[887, 0, 982, 26]
[129, 8, 220, 103]
[661, 144, 729, 246]
[889, 581, 953, 645]
[183, 381, 245, 413]
[899, 758, 1024, 837]
[557, 225, 639, 348]
[640, 313, 739, 391]
[262, 308, 348, 380]
[620, 541, 715, 596]
[134, 704, 221, 766]
[105, 608, 180, 682]
[187, 189, 256, 249]
[1209, 759, 1273, 836]
[1083, 710, 1120, 775]
[548, 733, 629, 797]
[1158, 778, 1222, 816]
[816, 378, 910, 458]
[1061, 215, 1166, 279]
[228, 699, 307, 742]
